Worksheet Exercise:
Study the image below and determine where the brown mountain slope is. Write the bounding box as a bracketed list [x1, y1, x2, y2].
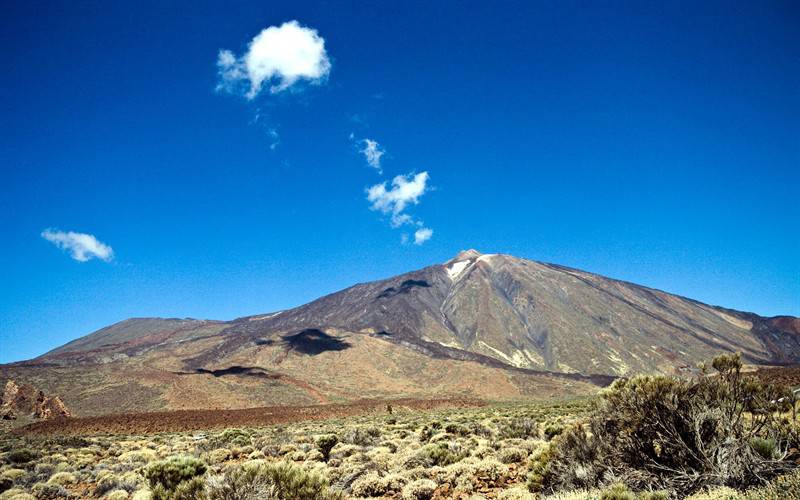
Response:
[188, 250, 799, 376]
[1, 250, 797, 416]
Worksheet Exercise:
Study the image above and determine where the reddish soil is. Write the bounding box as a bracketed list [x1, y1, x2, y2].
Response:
[753, 365, 800, 387]
[16, 398, 485, 436]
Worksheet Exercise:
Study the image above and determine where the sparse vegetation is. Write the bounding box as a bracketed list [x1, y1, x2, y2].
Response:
[0, 359, 797, 499]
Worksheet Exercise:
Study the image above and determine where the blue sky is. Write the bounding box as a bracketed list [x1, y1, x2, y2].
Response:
[1, 1, 798, 363]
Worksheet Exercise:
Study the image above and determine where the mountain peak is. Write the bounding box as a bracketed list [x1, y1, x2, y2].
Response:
[452, 249, 482, 261]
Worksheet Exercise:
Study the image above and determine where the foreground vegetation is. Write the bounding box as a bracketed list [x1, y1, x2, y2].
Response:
[1, 356, 798, 499]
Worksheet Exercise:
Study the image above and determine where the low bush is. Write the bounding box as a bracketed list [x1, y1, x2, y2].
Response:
[499, 447, 529, 464]
[29, 483, 69, 499]
[742, 468, 800, 500]
[597, 483, 668, 500]
[6, 450, 37, 465]
[145, 456, 207, 499]
[45, 473, 75, 486]
[342, 427, 381, 447]
[401, 478, 436, 500]
[205, 461, 342, 500]
[316, 435, 338, 461]
[417, 442, 468, 467]
[209, 429, 251, 449]
[536, 354, 800, 496]
[499, 417, 538, 439]
[543, 422, 565, 441]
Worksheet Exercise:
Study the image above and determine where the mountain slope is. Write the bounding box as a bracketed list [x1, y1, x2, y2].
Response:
[189, 250, 799, 376]
[1, 250, 797, 416]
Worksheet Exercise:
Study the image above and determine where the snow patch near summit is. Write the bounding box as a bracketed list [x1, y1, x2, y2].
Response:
[447, 260, 472, 280]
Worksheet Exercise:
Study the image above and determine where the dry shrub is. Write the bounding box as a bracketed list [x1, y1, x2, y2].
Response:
[535, 354, 799, 496]
[416, 442, 468, 467]
[401, 478, 436, 500]
[343, 427, 381, 447]
[499, 417, 539, 440]
[205, 460, 342, 500]
[351, 471, 406, 497]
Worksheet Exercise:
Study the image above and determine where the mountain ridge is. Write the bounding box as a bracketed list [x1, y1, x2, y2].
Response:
[2, 250, 797, 416]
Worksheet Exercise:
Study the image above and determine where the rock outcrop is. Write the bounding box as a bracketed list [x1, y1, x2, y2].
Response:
[0, 379, 71, 420]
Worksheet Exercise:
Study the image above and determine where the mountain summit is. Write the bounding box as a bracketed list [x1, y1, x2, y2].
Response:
[2, 251, 797, 416]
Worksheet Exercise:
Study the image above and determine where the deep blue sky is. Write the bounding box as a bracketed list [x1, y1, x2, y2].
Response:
[2, 1, 798, 363]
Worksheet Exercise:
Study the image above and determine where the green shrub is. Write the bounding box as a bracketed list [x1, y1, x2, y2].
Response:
[342, 426, 381, 446]
[206, 429, 251, 450]
[444, 423, 469, 436]
[30, 483, 69, 499]
[498, 417, 538, 439]
[526, 443, 553, 492]
[94, 472, 140, 497]
[401, 478, 436, 500]
[419, 421, 442, 442]
[544, 422, 565, 441]
[499, 446, 528, 464]
[145, 456, 207, 498]
[742, 468, 800, 500]
[7, 449, 37, 464]
[0, 478, 12, 494]
[45, 473, 75, 486]
[749, 437, 778, 460]
[417, 442, 467, 467]
[315, 435, 338, 461]
[205, 461, 342, 500]
[105, 491, 131, 500]
[538, 354, 799, 496]
[598, 483, 669, 500]
[163, 477, 206, 500]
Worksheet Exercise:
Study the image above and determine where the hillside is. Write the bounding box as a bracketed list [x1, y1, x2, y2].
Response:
[1, 250, 797, 416]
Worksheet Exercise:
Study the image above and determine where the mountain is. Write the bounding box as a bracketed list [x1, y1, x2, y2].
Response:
[1, 250, 797, 416]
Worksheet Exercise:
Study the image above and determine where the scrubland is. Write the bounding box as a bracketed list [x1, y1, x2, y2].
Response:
[1, 355, 798, 500]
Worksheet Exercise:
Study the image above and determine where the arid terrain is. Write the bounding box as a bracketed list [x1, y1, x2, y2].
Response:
[1, 251, 797, 418]
[1, 362, 799, 499]
[16, 399, 485, 437]
[1, 253, 798, 499]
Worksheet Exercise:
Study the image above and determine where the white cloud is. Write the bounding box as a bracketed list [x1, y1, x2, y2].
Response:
[41, 229, 113, 262]
[217, 20, 331, 99]
[268, 128, 280, 150]
[360, 139, 384, 173]
[414, 227, 433, 245]
[367, 171, 429, 227]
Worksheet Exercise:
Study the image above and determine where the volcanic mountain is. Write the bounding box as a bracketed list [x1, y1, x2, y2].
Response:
[2, 250, 798, 416]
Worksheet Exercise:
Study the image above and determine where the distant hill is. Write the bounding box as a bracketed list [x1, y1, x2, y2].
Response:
[2, 250, 797, 416]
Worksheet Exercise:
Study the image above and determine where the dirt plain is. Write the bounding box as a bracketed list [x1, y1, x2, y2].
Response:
[16, 397, 486, 436]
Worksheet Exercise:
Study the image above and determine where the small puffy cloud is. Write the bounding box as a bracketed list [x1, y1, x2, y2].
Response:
[217, 20, 331, 99]
[367, 171, 429, 227]
[360, 139, 385, 173]
[41, 229, 113, 262]
[414, 227, 433, 245]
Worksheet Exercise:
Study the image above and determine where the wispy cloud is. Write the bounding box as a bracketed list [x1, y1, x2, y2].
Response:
[359, 138, 385, 173]
[414, 227, 433, 245]
[367, 171, 429, 227]
[41, 229, 114, 262]
[268, 128, 280, 150]
[217, 20, 331, 99]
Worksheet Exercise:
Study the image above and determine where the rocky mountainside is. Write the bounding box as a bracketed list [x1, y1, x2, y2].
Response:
[201, 250, 799, 375]
[1, 250, 797, 416]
